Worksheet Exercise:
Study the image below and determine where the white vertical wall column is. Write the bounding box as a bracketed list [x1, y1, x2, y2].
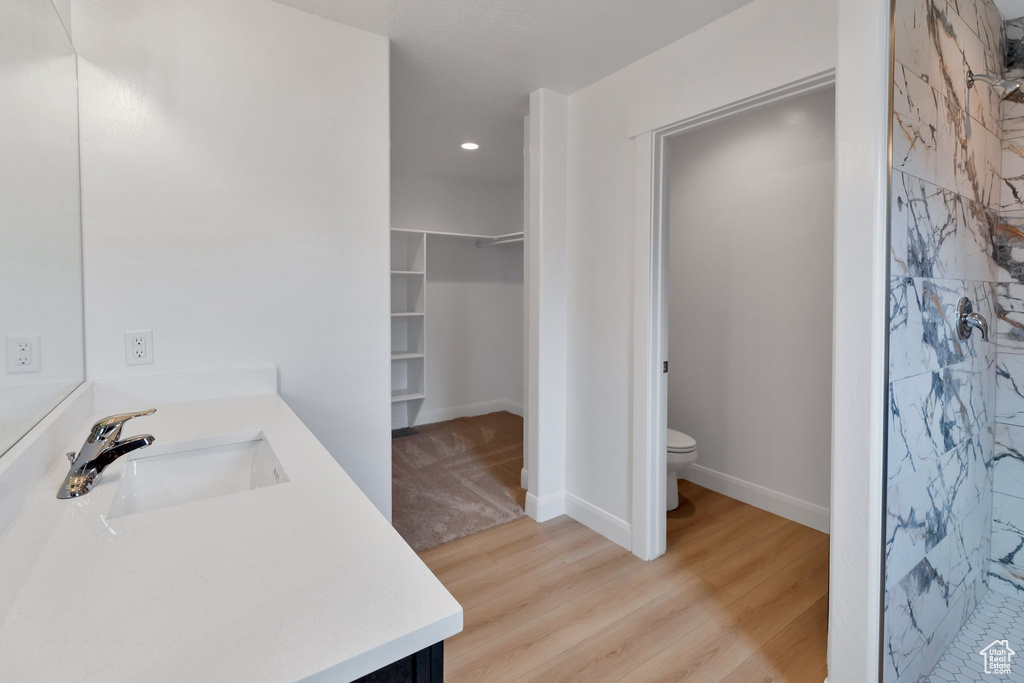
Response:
[828, 0, 891, 679]
[526, 89, 568, 521]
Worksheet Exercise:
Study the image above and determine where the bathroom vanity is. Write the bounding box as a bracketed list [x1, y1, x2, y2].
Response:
[0, 369, 462, 681]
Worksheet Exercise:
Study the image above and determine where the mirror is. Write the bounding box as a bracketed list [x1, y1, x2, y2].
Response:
[0, 1, 84, 456]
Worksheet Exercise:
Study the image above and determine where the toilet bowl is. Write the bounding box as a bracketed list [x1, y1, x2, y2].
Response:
[666, 429, 698, 511]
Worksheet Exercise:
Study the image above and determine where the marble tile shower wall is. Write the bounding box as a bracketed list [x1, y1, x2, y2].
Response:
[886, 0, 1003, 681]
[991, 18, 1024, 599]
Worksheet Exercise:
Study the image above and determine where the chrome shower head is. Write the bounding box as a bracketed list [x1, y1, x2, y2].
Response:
[967, 70, 1023, 99]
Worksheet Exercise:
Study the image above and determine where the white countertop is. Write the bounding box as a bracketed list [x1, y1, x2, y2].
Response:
[0, 390, 462, 681]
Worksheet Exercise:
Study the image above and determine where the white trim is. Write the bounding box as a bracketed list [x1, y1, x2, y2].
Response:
[565, 492, 632, 550]
[681, 466, 830, 534]
[631, 131, 668, 561]
[414, 399, 523, 426]
[525, 491, 565, 522]
[825, 0, 891, 678]
[522, 113, 532, 526]
[626, 31, 838, 137]
[642, 70, 836, 140]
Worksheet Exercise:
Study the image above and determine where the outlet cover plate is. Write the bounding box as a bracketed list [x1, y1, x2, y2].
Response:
[125, 330, 154, 366]
[6, 336, 41, 374]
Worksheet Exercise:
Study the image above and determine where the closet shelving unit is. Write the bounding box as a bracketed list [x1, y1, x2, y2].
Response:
[391, 230, 427, 407]
[389, 227, 524, 428]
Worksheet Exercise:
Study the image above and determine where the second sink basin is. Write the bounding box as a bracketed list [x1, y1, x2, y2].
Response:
[107, 433, 289, 518]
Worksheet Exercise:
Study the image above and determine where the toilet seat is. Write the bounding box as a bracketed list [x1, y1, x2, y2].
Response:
[667, 429, 696, 453]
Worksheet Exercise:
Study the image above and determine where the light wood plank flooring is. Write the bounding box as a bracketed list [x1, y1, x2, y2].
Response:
[418, 480, 829, 682]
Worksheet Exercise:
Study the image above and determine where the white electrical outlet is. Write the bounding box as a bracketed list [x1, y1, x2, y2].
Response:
[125, 330, 154, 366]
[6, 336, 41, 374]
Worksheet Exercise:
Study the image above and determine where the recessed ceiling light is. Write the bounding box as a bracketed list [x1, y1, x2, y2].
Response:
[461, 142, 479, 150]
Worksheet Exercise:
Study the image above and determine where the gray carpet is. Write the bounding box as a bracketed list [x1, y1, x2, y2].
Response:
[392, 411, 526, 553]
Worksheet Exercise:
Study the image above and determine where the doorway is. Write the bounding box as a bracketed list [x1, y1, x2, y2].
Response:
[389, 170, 527, 553]
[632, 76, 837, 559]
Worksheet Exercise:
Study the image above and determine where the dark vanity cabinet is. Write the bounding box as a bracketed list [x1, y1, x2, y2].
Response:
[353, 642, 443, 682]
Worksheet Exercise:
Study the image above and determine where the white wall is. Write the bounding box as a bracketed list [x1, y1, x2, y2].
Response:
[563, 0, 837, 527]
[0, 0, 83, 454]
[667, 88, 835, 524]
[391, 169, 524, 424]
[392, 169, 522, 237]
[74, 0, 394, 516]
[418, 241, 523, 423]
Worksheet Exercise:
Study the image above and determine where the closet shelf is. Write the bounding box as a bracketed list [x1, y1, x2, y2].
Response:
[391, 229, 427, 427]
[476, 234, 523, 247]
[391, 228, 524, 248]
[391, 228, 487, 239]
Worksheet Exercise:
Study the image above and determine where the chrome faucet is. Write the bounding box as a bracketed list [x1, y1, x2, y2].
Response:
[956, 296, 989, 342]
[57, 409, 157, 499]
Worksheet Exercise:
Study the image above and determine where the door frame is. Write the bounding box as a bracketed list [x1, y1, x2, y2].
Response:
[630, 69, 838, 560]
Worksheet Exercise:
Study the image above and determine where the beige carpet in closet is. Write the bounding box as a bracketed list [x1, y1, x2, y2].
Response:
[392, 411, 526, 552]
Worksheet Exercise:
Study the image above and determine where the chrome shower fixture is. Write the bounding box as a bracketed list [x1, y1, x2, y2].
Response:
[967, 69, 1023, 99]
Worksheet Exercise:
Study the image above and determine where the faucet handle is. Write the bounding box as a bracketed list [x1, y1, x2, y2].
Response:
[88, 408, 157, 442]
[956, 297, 990, 342]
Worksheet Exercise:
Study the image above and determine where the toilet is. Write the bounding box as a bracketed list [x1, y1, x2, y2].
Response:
[666, 429, 698, 511]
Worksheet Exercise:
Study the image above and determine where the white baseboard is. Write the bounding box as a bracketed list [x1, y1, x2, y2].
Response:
[415, 399, 523, 426]
[682, 464, 830, 534]
[521, 467, 529, 490]
[564, 492, 632, 550]
[525, 491, 565, 522]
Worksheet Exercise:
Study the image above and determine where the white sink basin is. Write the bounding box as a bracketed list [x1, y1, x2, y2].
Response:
[107, 433, 289, 518]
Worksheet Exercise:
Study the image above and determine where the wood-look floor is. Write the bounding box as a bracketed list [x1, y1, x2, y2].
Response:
[418, 480, 830, 682]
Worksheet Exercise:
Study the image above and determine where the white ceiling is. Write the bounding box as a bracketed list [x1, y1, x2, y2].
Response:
[272, 0, 756, 182]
